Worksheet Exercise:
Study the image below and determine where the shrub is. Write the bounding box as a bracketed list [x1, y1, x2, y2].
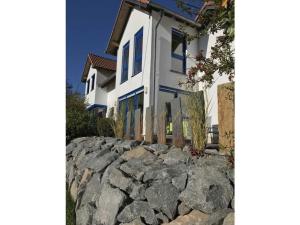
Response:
[112, 110, 125, 139]
[66, 85, 97, 144]
[97, 117, 115, 137]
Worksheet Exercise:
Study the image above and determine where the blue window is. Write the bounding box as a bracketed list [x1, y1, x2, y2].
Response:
[91, 74, 95, 91]
[121, 41, 130, 83]
[133, 27, 143, 75]
[171, 28, 186, 73]
[86, 79, 90, 94]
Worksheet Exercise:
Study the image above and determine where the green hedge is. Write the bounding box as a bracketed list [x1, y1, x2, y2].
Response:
[97, 117, 115, 137]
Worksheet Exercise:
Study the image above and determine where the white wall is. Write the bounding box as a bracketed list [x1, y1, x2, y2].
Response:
[115, 8, 153, 134]
[198, 30, 231, 127]
[84, 66, 97, 106]
[151, 11, 199, 133]
[84, 66, 115, 108]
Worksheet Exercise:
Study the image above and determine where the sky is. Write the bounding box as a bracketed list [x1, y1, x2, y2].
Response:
[66, 0, 202, 94]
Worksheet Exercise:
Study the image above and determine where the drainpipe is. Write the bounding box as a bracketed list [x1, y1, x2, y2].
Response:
[152, 10, 164, 135]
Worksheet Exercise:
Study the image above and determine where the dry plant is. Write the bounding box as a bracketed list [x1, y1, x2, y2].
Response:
[172, 110, 185, 148]
[111, 110, 125, 139]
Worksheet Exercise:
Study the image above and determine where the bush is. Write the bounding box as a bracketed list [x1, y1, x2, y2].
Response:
[97, 117, 115, 137]
[66, 85, 97, 144]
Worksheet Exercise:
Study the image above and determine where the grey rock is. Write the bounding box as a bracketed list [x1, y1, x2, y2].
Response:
[120, 159, 146, 181]
[117, 201, 157, 225]
[156, 212, 169, 223]
[94, 185, 127, 225]
[178, 202, 191, 216]
[119, 140, 138, 150]
[145, 183, 179, 220]
[71, 137, 89, 144]
[144, 144, 169, 155]
[231, 196, 234, 210]
[66, 142, 76, 155]
[129, 182, 146, 200]
[179, 166, 233, 214]
[76, 204, 95, 225]
[223, 212, 234, 225]
[206, 209, 233, 225]
[226, 168, 234, 184]
[108, 168, 133, 191]
[120, 218, 145, 225]
[172, 173, 187, 191]
[163, 149, 190, 166]
[88, 151, 119, 172]
[196, 155, 230, 174]
[204, 149, 220, 155]
[77, 173, 101, 208]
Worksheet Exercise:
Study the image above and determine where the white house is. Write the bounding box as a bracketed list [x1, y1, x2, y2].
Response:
[81, 0, 229, 142]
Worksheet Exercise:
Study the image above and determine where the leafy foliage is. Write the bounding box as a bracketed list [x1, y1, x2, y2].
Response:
[66, 84, 97, 143]
[176, 0, 235, 87]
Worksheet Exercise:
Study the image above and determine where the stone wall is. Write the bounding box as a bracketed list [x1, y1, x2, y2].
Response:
[66, 137, 234, 225]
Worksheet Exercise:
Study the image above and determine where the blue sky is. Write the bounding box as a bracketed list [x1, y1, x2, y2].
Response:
[66, 0, 202, 94]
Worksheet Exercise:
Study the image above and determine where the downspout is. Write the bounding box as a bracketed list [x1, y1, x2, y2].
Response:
[153, 10, 164, 134]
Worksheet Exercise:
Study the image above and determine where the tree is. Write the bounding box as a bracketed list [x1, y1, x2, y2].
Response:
[66, 83, 97, 143]
[176, 0, 234, 87]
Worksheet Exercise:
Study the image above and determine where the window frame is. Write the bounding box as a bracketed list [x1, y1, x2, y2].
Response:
[133, 27, 143, 76]
[171, 28, 187, 74]
[121, 41, 130, 84]
[91, 74, 95, 91]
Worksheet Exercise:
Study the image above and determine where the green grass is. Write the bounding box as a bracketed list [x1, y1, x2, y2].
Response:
[66, 186, 76, 225]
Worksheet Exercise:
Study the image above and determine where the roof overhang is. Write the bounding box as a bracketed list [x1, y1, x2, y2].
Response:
[106, 0, 202, 56]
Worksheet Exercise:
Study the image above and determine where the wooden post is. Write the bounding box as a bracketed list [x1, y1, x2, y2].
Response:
[171, 97, 184, 147]
[145, 106, 153, 143]
[134, 109, 143, 141]
[157, 110, 166, 144]
[125, 111, 131, 140]
[218, 82, 235, 154]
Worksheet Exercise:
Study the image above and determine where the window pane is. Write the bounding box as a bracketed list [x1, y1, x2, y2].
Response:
[134, 28, 143, 75]
[122, 42, 129, 83]
[87, 79, 90, 94]
[171, 57, 183, 72]
[172, 33, 183, 56]
[91, 74, 95, 91]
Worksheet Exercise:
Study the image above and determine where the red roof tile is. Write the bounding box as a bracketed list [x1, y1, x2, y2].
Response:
[88, 53, 116, 71]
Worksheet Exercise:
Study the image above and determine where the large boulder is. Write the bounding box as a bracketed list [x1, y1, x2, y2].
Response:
[108, 168, 133, 191]
[223, 212, 234, 225]
[162, 210, 209, 225]
[145, 183, 179, 220]
[76, 204, 95, 225]
[117, 201, 157, 225]
[163, 149, 190, 166]
[144, 144, 169, 155]
[179, 166, 233, 214]
[94, 185, 127, 225]
[87, 152, 119, 172]
[120, 159, 147, 181]
[120, 218, 145, 225]
[121, 146, 155, 161]
[206, 209, 233, 225]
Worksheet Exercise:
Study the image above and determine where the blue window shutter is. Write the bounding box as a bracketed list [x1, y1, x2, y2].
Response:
[133, 27, 143, 76]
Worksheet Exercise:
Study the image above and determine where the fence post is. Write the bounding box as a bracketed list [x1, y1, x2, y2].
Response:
[171, 97, 184, 147]
[145, 106, 153, 143]
[157, 110, 166, 144]
[218, 82, 235, 155]
[134, 108, 143, 141]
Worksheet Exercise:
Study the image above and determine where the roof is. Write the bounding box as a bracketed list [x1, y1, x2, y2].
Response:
[194, 1, 216, 22]
[106, 0, 202, 56]
[81, 53, 116, 82]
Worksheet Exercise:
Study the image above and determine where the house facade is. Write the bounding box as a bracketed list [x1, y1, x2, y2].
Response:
[81, 0, 229, 142]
